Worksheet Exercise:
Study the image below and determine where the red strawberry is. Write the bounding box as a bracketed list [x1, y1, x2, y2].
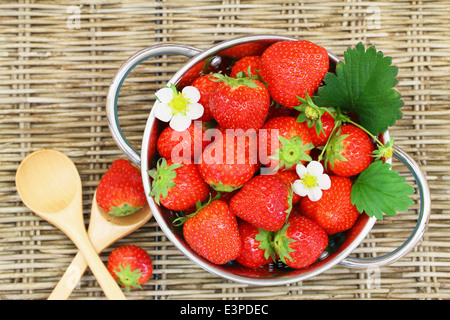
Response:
[299, 175, 360, 235]
[107, 245, 153, 291]
[190, 74, 219, 122]
[148, 158, 210, 211]
[230, 56, 261, 78]
[178, 199, 241, 265]
[198, 129, 258, 192]
[209, 74, 270, 131]
[230, 175, 292, 232]
[235, 219, 276, 269]
[259, 40, 329, 108]
[275, 170, 301, 204]
[273, 215, 328, 269]
[96, 159, 146, 217]
[259, 116, 314, 172]
[324, 124, 375, 177]
[308, 111, 336, 147]
[156, 122, 209, 163]
[219, 42, 269, 59]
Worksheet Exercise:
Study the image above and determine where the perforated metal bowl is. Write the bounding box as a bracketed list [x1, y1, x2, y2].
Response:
[106, 34, 431, 285]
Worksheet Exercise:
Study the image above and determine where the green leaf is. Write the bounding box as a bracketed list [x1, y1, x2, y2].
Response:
[313, 42, 404, 136]
[351, 160, 415, 220]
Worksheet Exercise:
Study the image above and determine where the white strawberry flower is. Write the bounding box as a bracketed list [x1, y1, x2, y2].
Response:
[154, 84, 204, 132]
[293, 161, 331, 202]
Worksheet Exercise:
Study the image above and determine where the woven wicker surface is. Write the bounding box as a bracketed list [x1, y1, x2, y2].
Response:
[1, 0, 449, 300]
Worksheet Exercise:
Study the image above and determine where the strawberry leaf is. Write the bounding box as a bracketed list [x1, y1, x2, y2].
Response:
[313, 42, 403, 136]
[148, 158, 183, 205]
[269, 135, 314, 171]
[273, 223, 296, 264]
[109, 204, 143, 218]
[351, 160, 415, 220]
[255, 228, 277, 261]
[114, 264, 143, 292]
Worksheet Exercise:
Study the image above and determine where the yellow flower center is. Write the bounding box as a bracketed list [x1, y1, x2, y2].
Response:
[302, 173, 318, 190]
[169, 92, 189, 115]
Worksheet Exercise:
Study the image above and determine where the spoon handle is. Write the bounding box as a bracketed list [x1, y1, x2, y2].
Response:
[73, 233, 126, 300]
[48, 251, 87, 300]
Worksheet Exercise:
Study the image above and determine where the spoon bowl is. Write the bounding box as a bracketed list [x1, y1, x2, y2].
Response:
[16, 149, 126, 300]
[16, 149, 80, 216]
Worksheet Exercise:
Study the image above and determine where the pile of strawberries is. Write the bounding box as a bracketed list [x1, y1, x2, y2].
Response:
[95, 40, 380, 276]
[144, 39, 380, 272]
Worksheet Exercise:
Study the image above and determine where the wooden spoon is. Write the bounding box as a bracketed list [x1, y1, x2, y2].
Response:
[48, 192, 152, 299]
[15, 149, 126, 300]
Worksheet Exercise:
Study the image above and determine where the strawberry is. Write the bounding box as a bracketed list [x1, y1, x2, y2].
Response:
[299, 175, 360, 235]
[156, 122, 208, 163]
[219, 42, 269, 59]
[209, 74, 270, 131]
[190, 74, 219, 122]
[235, 219, 276, 269]
[198, 129, 258, 192]
[259, 40, 329, 108]
[148, 158, 210, 211]
[273, 215, 328, 269]
[275, 170, 301, 204]
[230, 56, 261, 78]
[107, 245, 153, 291]
[230, 175, 292, 232]
[259, 116, 314, 172]
[176, 199, 241, 265]
[324, 124, 375, 177]
[96, 159, 146, 217]
[308, 111, 336, 147]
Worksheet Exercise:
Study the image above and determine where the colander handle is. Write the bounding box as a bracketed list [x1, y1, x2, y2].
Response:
[106, 44, 203, 167]
[339, 146, 431, 269]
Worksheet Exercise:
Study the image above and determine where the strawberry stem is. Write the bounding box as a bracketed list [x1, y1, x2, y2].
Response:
[148, 158, 184, 205]
[273, 223, 296, 264]
[270, 135, 314, 171]
[295, 91, 334, 137]
[114, 264, 143, 292]
[317, 118, 342, 162]
[172, 193, 221, 227]
[108, 204, 142, 218]
[255, 228, 277, 261]
[336, 111, 394, 160]
[317, 107, 393, 163]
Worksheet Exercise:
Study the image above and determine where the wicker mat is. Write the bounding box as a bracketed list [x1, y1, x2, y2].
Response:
[1, 0, 449, 300]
